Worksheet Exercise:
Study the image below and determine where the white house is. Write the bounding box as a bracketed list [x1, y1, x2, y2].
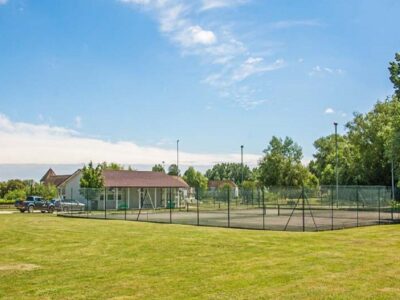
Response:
[41, 168, 189, 210]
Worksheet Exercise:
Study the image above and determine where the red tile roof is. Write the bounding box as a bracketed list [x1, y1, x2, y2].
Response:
[103, 170, 189, 188]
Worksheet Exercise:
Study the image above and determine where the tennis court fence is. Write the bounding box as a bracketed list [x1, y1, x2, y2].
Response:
[57, 185, 400, 231]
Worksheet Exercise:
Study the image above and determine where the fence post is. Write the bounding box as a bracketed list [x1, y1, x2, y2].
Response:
[262, 187, 265, 230]
[331, 185, 334, 230]
[378, 187, 381, 225]
[114, 189, 116, 214]
[125, 189, 127, 221]
[213, 190, 215, 208]
[86, 189, 89, 219]
[228, 188, 231, 226]
[356, 186, 359, 227]
[302, 187, 305, 232]
[104, 188, 107, 219]
[196, 187, 200, 226]
[70, 188, 73, 215]
[169, 188, 172, 224]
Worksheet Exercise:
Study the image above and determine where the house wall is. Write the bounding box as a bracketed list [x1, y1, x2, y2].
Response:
[63, 172, 86, 202]
[61, 173, 181, 210]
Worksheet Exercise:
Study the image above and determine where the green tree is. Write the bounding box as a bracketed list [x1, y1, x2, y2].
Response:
[100, 162, 125, 170]
[80, 162, 104, 188]
[205, 163, 253, 185]
[5, 189, 26, 201]
[183, 167, 208, 191]
[345, 99, 400, 185]
[241, 180, 257, 190]
[0, 182, 7, 199]
[309, 134, 357, 185]
[389, 52, 400, 97]
[152, 164, 166, 173]
[5, 179, 26, 195]
[30, 183, 58, 200]
[258, 136, 318, 187]
[167, 164, 180, 176]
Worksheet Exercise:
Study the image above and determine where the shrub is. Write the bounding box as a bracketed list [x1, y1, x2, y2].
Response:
[0, 199, 15, 204]
[5, 189, 26, 201]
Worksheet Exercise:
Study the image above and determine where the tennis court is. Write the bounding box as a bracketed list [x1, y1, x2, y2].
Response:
[58, 185, 400, 231]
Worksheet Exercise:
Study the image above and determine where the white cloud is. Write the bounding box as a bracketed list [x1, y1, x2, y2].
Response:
[176, 25, 217, 46]
[0, 0, 8, 5]
[0, 114, 260, 166]
[270, 19, 321, 29]
[309, 65, 345, 76]
[324, 108, 335, 114]
[236, 99, 267, 110]
[119, 0, 278, 109]
[232, 57, 284, 81]
[201, 0, 249, 10]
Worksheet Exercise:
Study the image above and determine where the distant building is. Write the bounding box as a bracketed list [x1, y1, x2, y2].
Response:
[208, 180, 239, 198]
[41, 168, 189, 209]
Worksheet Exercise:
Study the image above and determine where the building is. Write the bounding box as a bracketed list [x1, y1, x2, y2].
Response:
[207, 180, 239, 198]
[41, 168, 189, 210]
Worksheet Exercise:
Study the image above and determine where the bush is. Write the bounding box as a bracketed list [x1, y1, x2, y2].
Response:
[30, 184, 58, 200]
[5, 189, 26, 201]
[0, 199, 15, 204]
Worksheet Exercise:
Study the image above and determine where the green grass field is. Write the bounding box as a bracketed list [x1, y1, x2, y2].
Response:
[0, 214, 399, 299]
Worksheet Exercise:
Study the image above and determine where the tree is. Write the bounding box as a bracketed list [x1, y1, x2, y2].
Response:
[167, 164, 180, 176]
[389, 52, 400, 98]
[309, 54, 400, 187]
[152, 164, 166, 173]
[309, 134, 357, 185]
[80, 162, 104, 188]
[5, 189, 26, 201]
[100, 162, 124, 170]
[205, 163, 253, 185]
[309, 99, 400, 187]
[0, 182, 7, 199]
[345, 99, 400, 185]
[183, 167, 208, 191]
[30, 183, 58, 200]
[258, 136, 318, 187]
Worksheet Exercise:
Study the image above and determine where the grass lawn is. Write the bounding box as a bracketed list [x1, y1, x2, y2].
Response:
[0, 215, 399, 299]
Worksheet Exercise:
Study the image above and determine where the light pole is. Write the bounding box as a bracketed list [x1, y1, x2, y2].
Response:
[334, 122, 339, 205]
[177, 139, 180, 176]
[241, 145, 244, 185]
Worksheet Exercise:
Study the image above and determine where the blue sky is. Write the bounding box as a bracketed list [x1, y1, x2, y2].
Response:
[0, 0, 399, 177]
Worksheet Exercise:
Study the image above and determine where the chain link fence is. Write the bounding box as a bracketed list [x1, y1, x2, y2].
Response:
[57, 185, 400, 231]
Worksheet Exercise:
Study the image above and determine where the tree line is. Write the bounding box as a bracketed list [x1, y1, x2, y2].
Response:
[0, 179, 57, 202]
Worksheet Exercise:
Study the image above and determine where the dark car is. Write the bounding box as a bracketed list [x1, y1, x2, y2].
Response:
[15, 196, 55, 213]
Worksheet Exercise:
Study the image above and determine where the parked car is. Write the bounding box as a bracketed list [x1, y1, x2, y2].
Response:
[15, 196, 56, 213]
[54, 199, 85, 212]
